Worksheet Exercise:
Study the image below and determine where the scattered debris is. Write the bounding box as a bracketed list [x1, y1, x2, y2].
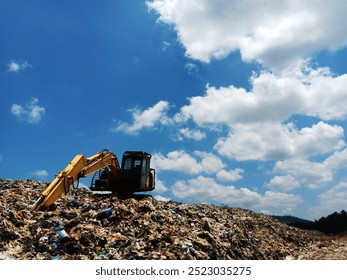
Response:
[0, 179, 346, 260]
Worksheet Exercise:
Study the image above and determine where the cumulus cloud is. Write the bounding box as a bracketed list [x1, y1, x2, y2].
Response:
[178, 66, 347, 126]
[267, 175, 301, 192]
[7, 60, 32, 73]
[272, 148, 347, 190]
[215, 121, 345, 161]
[11, 98, 45, 124]
[324, 148, 347, 170]
[147, 0, 347, 70]
[216, 168, 244, 182]
[171, 175, 302, 214]
[155, 195, 171, 202]
[177, 127, 206, 141]
[152, 150, 225, 175]
[113, 100, 170, 134]
[153, 178, 169, 193]
[274, 159, 332, 189]
[171, 63, 347, 164]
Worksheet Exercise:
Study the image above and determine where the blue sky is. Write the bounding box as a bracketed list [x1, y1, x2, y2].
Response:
[1, 0, 347, 220]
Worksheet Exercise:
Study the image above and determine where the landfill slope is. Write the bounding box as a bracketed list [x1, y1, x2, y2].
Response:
[0, 179, 345, 260]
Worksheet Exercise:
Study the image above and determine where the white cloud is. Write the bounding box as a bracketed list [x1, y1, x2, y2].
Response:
[147, 0, 347, 70]
[155, 195, 171, 202]
[324, 148, 347, 170]
[267, 175, 301, 192]
[31, 170, 49, 178]
[274, 158, 332, 189]
[215, 121, 344, 161]
[153, 178, 169, 193]
[7, 60, 32, 73]
[177, 127, 206, 141]
[195, 151, 225, 173]
[171, 175, 302, 214]
[216, 168, 244, 182]
[172, 63, 347, 163]
[308, 181, 347, 219]
[114, 100, 170, 134]
[11, 98, 45, 124]
[271, 148, 347, 189]
[257, 191, 303, 214]
[152, 150, 224, 175]
[172, 176, 255, 204]
[179, 66, 347, 126]
[303, 73, 347, 121]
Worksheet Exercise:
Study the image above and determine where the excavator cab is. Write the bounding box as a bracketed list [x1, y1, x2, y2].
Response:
[119, 151, 155, 193]
[92, 151, 155, 193]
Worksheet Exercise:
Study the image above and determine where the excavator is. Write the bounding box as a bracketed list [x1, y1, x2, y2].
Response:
[31, 149, 155, 211]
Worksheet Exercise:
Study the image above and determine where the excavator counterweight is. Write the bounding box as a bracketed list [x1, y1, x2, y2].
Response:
[31, 150, 155, 211]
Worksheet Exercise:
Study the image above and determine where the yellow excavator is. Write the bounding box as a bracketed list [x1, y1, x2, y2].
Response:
[31, 149, 155, 211]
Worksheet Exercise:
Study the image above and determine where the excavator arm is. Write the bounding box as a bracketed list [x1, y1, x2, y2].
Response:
[31, 150, 120, 211]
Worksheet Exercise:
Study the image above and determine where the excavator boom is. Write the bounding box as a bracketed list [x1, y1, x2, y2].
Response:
[31, 150, 120, 211]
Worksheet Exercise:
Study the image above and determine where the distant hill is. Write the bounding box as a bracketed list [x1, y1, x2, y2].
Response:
[274, 211, 347, 234]
[272, 215, 312, 225]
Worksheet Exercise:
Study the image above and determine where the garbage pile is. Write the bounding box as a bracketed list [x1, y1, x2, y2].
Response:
[0, 179, 314, 260]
